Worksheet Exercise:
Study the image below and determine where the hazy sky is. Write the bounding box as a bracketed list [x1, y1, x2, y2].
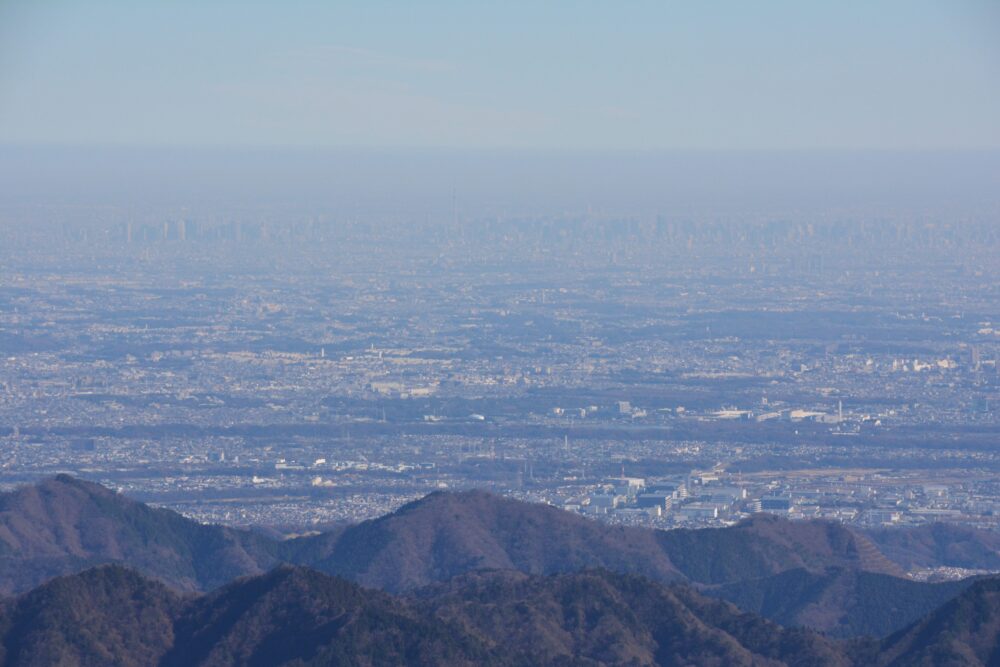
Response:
[1, 1, 998, 150]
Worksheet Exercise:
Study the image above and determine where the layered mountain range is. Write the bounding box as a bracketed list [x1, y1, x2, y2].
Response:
[2, 563, 1000, 666]
[0, 476, 998, 665]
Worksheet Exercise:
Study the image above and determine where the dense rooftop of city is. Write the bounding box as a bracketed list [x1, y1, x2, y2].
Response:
[0, 216, 997, 542]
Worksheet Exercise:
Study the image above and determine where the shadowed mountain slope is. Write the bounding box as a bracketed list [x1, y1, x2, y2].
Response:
[0, 475, 277, 594]
[416, 569, 851, 667]
[7, 564, 999, 666]
[707, 567, 976, 639]
[0, 565, 182, 667]
[865, 523, 1000, 573]
[878, 576, 1000, 666]
[161, 566, 493, 667]
[284, 490, 904, 593]
[0, 476, 989, 642]
[283, 489, 684, 592]
[0, 565, 860, 666]
[656, 513, 904, 584]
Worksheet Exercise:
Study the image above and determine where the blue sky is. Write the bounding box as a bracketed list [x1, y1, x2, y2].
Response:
[1, 1, 998, 150]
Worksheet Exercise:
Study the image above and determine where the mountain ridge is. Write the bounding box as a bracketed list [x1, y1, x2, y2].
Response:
[0, 475, 996, 642]
[2, 563, 999, 666]
[0, 564, 851, 666]
[705, 566, 977, 638]
[0, 474, 278, 594]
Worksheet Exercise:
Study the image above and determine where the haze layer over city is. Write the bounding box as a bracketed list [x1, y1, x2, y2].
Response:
[2, 1, 999, 567]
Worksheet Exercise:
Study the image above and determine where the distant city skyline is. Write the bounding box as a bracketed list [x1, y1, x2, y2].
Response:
[1, 0, 998, 151]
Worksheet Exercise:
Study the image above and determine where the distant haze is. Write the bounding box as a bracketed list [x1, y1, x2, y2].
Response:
[1, 147, 999, 220]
